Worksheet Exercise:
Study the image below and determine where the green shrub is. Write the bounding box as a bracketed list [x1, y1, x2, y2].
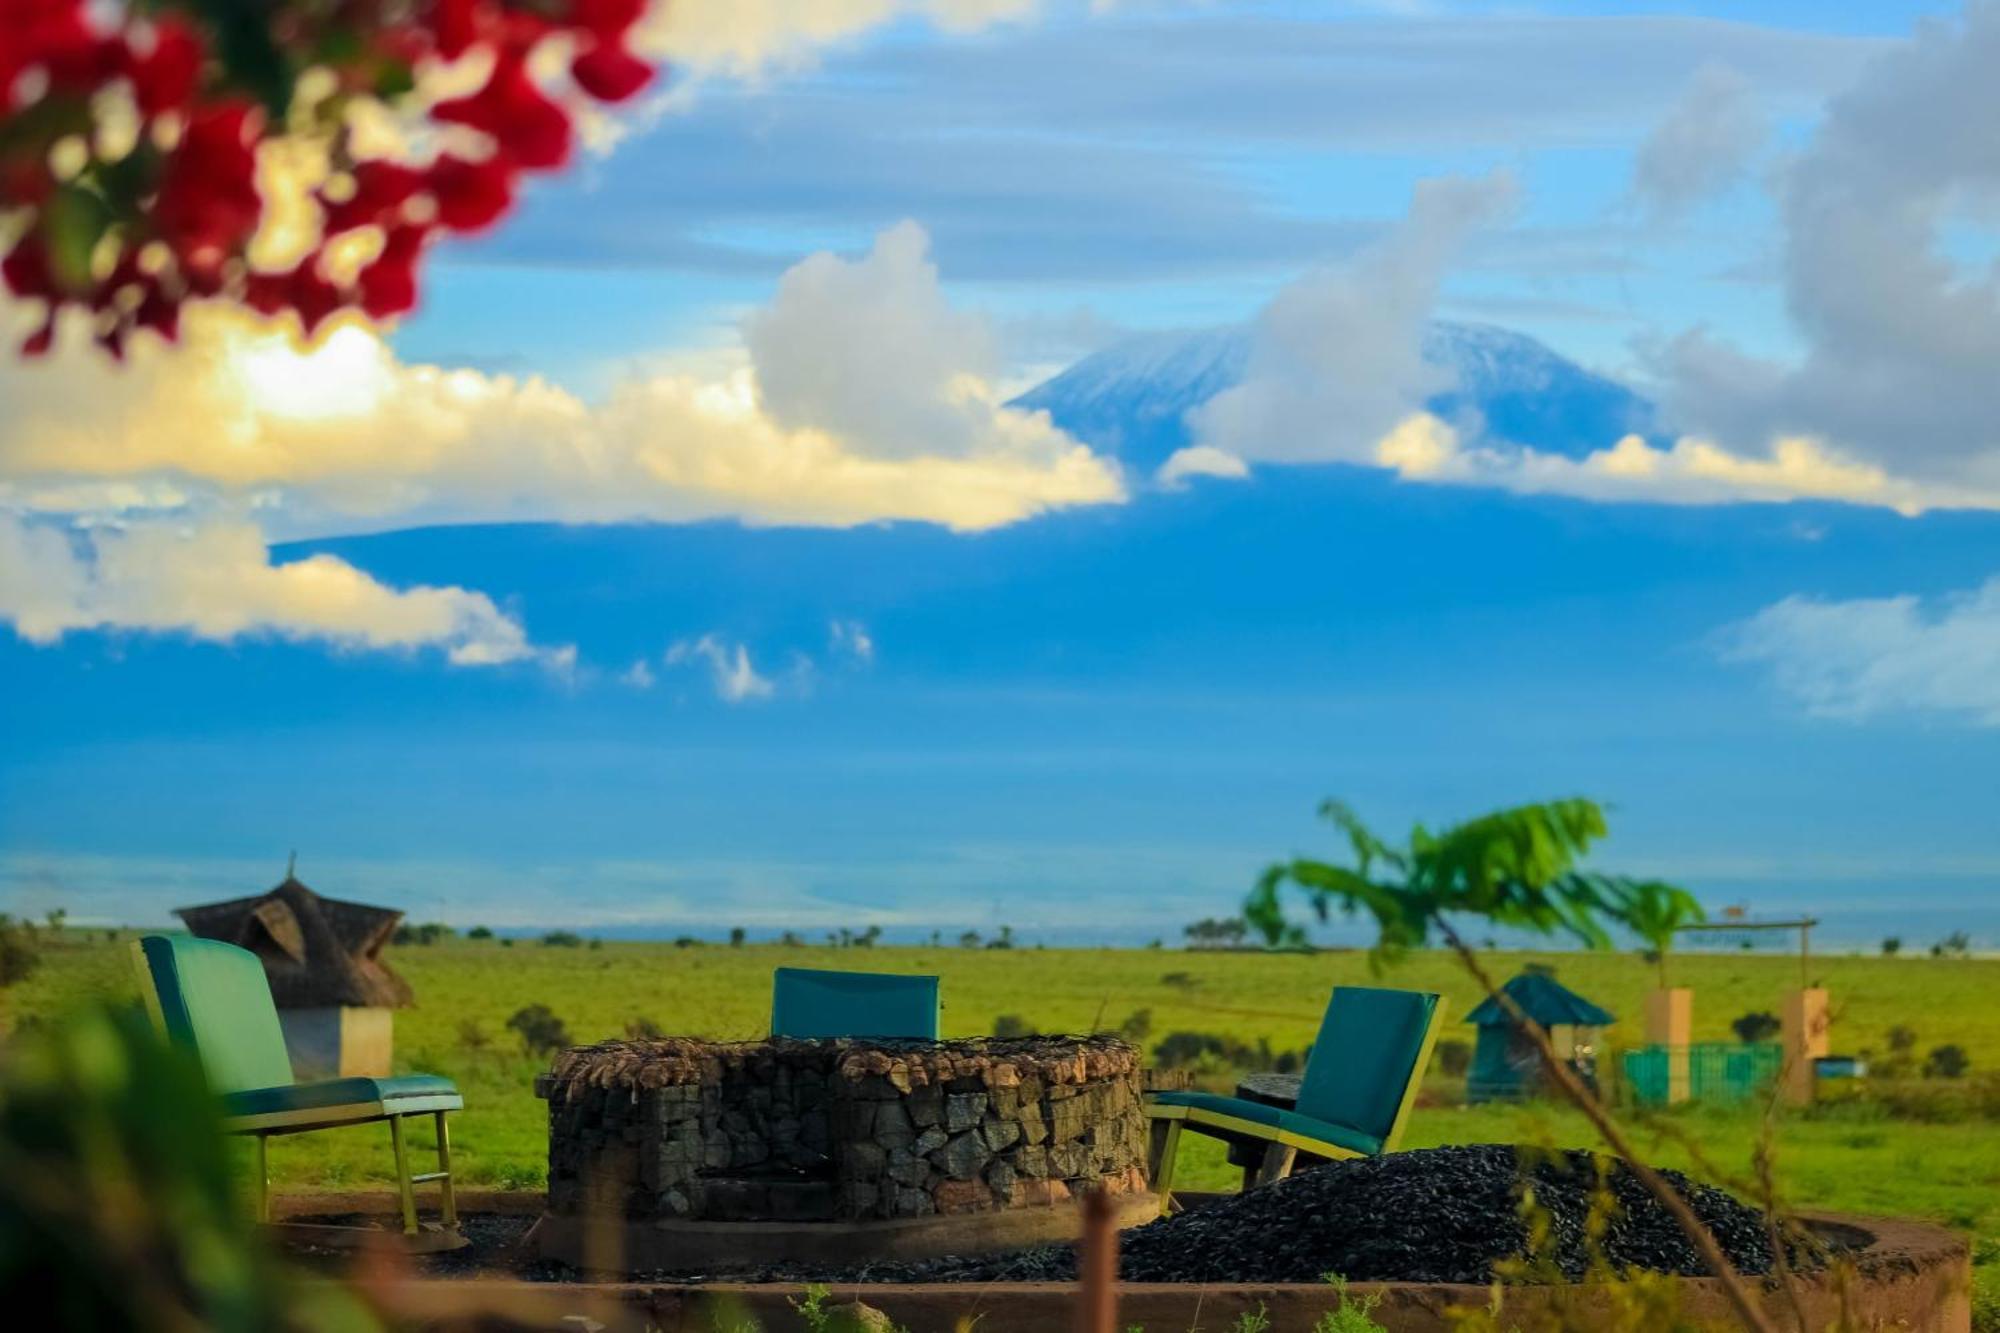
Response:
[506, 1004, 571, 1055]
[1434, 1038, 1472, 1078]
[0, 913, 42, 987]
[0, 1006, 375, 1331]
[540, 930, 583, 948]
[1731, 1011, 1781, 1043]
[993, 1014, 1036, 1039]
[466, 925, 494, 940]
[1151, 1030, 1303, 1076]
[1926, 1044, 1971, 1079]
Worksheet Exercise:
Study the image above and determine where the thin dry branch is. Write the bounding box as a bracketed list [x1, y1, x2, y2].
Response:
[1436, 920, 1778, 1333]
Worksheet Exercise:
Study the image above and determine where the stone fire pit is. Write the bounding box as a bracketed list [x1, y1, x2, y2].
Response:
[532, 1034, 1158, 1270]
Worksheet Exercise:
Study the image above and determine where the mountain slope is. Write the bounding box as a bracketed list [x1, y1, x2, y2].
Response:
[1011, 321, 1655, 469]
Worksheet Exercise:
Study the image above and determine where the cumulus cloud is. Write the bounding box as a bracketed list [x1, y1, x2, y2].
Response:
[1655, 6, 2000, 501]
[1, 223, 1118, 665]
[665, 634, 777, 703]
[0, 513, 565, 667]
[641, 0, 1043, 76]
[1170, 155, 1996, 515]
[1367, 414, 2000, 513]
[1628, 64, 1767, 219]
[0, 224, 1121, 540]
[1189, 173, 1518, 465]
[1722, 577, 2000, 724]
[1156, 445, 1250, 488]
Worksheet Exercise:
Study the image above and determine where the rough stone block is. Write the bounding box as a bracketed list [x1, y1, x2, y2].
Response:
[1010, 1177, 1071, 1207]
[886, 1146, 930, 1187]
[981, 1116, 1022, 1151]
[906, 1084, 943, 1128]
[941, 1131, 992, 1180]
[934, 1177, 992, 1215]
[913, 1126, 949, 1156]
[845, 1140, 887, 1181]
[945, 1092, 988, 1132]
[1018, 1105, 1049, 1145]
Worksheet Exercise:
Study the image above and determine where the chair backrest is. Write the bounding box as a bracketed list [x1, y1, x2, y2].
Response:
[771, 967, 940, 1041]
[131, 935, 295, 1094]
[1294, 986, 1443, 1147]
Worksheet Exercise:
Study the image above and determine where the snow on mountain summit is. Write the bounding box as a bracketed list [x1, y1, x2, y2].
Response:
[1010, 321, 1655, 469]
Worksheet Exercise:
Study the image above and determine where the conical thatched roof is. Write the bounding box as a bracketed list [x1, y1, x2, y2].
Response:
[1464, 971, 1615, 1029]
[175, 876, 414, 1009]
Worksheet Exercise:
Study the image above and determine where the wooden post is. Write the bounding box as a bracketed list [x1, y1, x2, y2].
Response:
[1644, 987, 1693, 1104]
[1076, 1188, 1117, 1333]
[1781, 988, 1830, 1106]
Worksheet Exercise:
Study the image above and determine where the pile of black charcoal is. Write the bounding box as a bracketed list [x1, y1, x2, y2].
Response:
[680, 1145, 1804, 1286]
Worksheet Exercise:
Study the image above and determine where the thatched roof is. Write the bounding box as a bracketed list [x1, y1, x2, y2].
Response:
[175, 876, 414, 1010]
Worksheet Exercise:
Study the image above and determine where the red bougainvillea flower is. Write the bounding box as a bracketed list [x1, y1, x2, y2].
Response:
[0, 0, 664, 356]
[571, 0, 648, 37]
[432, 48, 571, 168]
[151, 102, 263, 280]
[320, 159, 426, 235]
[572, 39, 653, 103]
[127, 19, 204, 115]
[357, 222, 430, 319]
[427, 153, 513, 232]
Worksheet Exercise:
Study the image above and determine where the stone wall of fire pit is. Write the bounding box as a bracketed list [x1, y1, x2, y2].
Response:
[538, 1035, 1148, 1224]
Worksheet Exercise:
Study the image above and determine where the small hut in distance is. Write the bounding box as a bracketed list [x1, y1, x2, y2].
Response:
[1465, 969, 1616, 1103]
[175, 866, 413, 1079]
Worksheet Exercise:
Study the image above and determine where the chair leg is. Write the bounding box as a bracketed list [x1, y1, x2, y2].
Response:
[253, 1134, 269, 1223]
[434, 1110, 458, 1229]
[1148, 1119, 1182, 1209]
[388, 1114, 419, 1235]
[1254, 1142, 1298, 1187]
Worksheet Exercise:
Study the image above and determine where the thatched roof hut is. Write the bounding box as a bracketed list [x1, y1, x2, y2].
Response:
[175, 874, 414, 1010]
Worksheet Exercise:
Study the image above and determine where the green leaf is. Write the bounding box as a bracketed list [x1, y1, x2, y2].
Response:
[43, 185, 110, 293]
[1245, 797, 1699, 964]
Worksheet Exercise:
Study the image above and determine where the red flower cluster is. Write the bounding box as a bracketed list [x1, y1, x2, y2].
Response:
[0, 0, 660, 357]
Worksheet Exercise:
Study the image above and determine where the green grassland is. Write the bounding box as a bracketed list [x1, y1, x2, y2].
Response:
[8, 932, 1998, 1317]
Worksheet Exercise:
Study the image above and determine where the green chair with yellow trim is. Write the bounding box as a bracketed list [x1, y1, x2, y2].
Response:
[131, 933, 464, 1243]
[1145, 985, 1444, 1205]
[771, 966, 941, 1040]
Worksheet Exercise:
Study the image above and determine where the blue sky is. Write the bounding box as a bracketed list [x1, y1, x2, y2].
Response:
[4, 0, 2000, 948]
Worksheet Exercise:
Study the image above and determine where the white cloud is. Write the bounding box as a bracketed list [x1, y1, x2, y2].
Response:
[641, 0, 1043, 76]
[1628, 64, 1767, 219]
[622, 659, 658, 689]
[0, 513, 565, 667]
[1156, 445, 1250, 487]
[665, 633, 777, 703]
[829, 619, 876, 665]
[1655, 6, 2000, 501]
[1367, 415, 2000, 514]
[0, 224, 1120, 540]
[1722, 577, 2000, 725]
[1189, 173, 1517, 465]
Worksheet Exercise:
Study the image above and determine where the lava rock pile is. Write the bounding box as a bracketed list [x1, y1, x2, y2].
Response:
[752, 1145, 1793, 1286]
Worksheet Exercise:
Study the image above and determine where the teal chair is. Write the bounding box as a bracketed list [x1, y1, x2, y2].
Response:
[1145, 985, 1444, 1204]
[131, 934, 463, 1240]
[771, 966, 940, 1040]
